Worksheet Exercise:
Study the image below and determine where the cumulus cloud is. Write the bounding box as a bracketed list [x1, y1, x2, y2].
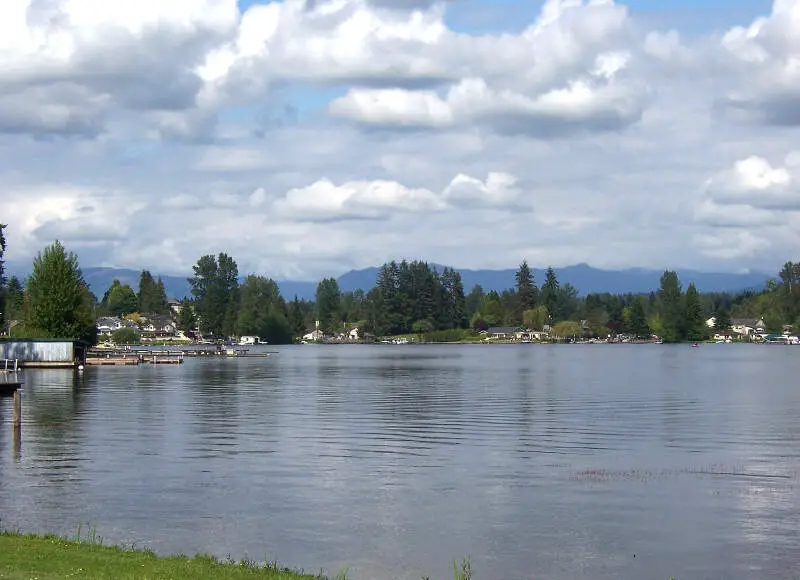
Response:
[716, 0, 800, 125]
[5, 0, 800, 280]
[693, 153, 800, 261]
[272, 171, 525, 220]
[704, 155, 800, 210]
[0, 0, 240, 136]
[329, 75, 646, 135]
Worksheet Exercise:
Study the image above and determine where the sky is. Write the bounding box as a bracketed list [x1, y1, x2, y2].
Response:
[1, 0, 799, 280]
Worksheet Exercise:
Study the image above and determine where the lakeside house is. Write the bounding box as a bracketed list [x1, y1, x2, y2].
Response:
[730, 317, 766, 337]
[96, 317, 138, 336]
[168, 298, 183, 316]
[302, 329, 324, 342]
[141, 315, 177, 338]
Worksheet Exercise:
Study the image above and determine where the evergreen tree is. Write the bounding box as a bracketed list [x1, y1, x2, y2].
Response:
[627, 297, 650, 338]
[541, 267, 560, 321]
[288, 296, 307, 339]
[658, 270, 684, 342]
[465, 284, 485, 319]
[177, 299, 196, 332]
[188, 253, 239, 337]
[482, 291, 506, 326]
[4, 276, 24, 321]
[25, 241, 97, 344]
[237, 275, 282, 337]
[714, 307, 732, 332]
[138, 271, 169, 314]
[514, 260, 538, 320]
[315, 277, 341, 334]
[363, 287, 387, 337]
[684, 283, 707, 341]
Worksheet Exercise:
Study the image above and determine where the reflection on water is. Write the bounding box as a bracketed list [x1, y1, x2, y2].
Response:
[1, 344, 800, 580]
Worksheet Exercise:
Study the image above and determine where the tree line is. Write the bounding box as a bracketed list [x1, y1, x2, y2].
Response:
[2, 228, 799, 345]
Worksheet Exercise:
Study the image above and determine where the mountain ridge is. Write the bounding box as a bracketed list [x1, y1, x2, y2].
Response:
[7, 262, 769, 301]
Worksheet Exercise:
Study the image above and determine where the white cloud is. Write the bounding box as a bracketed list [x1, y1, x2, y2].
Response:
[704, 155, 800, 210]
[716, 0, 800, 125]
[272, 171, 522, 220]
[5, 0, 800, 282]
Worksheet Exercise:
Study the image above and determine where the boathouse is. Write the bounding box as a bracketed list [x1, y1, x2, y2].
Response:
[0, 339, 88, 368]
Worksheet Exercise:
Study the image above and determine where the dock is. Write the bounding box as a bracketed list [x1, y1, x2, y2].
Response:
[86, 347, 274, 363]
[1, 359, 23, 396]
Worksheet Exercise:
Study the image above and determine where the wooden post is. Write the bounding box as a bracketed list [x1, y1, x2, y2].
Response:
[13, 389, 21, 430]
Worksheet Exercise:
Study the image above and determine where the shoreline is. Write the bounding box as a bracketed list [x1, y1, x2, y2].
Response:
[0, 531, 331, 580]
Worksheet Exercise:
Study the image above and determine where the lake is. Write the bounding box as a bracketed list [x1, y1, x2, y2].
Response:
[1, 344, 799, 579]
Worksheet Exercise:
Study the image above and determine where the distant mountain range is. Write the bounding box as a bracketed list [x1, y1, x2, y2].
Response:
[47, 263, 770, 301]
[5, 262, 769, 301]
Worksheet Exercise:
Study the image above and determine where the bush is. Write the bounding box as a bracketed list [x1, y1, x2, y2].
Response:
[112, 327, 141, 345]
[421, 329, 470, 343]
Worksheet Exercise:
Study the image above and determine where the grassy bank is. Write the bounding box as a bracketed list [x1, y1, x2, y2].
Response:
[0, 531, 329, 580]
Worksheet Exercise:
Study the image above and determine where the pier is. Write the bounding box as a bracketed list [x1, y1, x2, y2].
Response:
[85, 347, 273, 366]
[0, 359, 23, 396]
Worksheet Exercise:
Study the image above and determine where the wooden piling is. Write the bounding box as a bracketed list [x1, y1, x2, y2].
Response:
[13, 390, 21, 430]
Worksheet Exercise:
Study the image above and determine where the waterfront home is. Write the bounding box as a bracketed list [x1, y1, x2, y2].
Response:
[302, 329, 324, 341]
[239, 335, 259, 345]
[731, 317, 765, 337]
[96, 316, 123, 334]
[486, 327, 521, 340]
[168, 298, 183, 316]
[141, 315, 177, 338]
[348, 327, 360, 341]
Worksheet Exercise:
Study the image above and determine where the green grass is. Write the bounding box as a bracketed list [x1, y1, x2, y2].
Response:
[0, 530, 329, 580]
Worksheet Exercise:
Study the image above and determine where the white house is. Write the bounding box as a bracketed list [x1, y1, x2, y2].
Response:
[302, 329, 324, 341]
[239, 335, 259, 345]
[731, 318, 765, 337]
[348, 327, 360, 341]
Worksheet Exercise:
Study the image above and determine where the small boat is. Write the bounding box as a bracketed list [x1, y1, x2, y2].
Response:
[691, 343, 699, 348]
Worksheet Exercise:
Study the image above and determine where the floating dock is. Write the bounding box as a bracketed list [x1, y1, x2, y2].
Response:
[0, 360, 23, 396]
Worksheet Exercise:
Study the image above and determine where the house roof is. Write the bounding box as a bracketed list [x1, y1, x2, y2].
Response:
[731, 318, 762, 327]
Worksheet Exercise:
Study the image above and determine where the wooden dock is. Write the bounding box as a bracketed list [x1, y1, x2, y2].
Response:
[0, 360, 23, 396]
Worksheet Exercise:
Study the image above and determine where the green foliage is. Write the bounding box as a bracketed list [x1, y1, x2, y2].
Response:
[412, 319, 435, 334]
[237, 275, 293, 344]
[112, 327, 141, 345]
[24, 241, 97, 344]
[552, 320, 581, 338]
[102, 279, 139, 318]
[189, 254, 239, 337]
[658, 271, 684, 342]
[3, 276, 24, 323]
[714, 307, 732, 331]
[372, 260, 468, 335]
[178, 299, 197, 332]
[420, 328, 471, 343]
[480, 290, 505, 326]
[315, 277, 342, 334]
[138, 271, 170, 315]
[541, 267, 560, 319]
[522, 305, 548, 331]
[683, 283, 708, 342]
[514, 260, 538, 320]
[625, 297, 650, 338]
[465, 285, 484, 319]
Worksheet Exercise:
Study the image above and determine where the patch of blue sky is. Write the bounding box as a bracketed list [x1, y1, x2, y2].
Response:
[446, 0, 773, 35]
[218, 83, 349, 127]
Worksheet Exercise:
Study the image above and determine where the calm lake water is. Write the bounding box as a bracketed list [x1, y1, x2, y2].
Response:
[1, 344, 799, 579]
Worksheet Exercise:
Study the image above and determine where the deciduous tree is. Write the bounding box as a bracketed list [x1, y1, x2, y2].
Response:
[25, 241, 97, 344]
